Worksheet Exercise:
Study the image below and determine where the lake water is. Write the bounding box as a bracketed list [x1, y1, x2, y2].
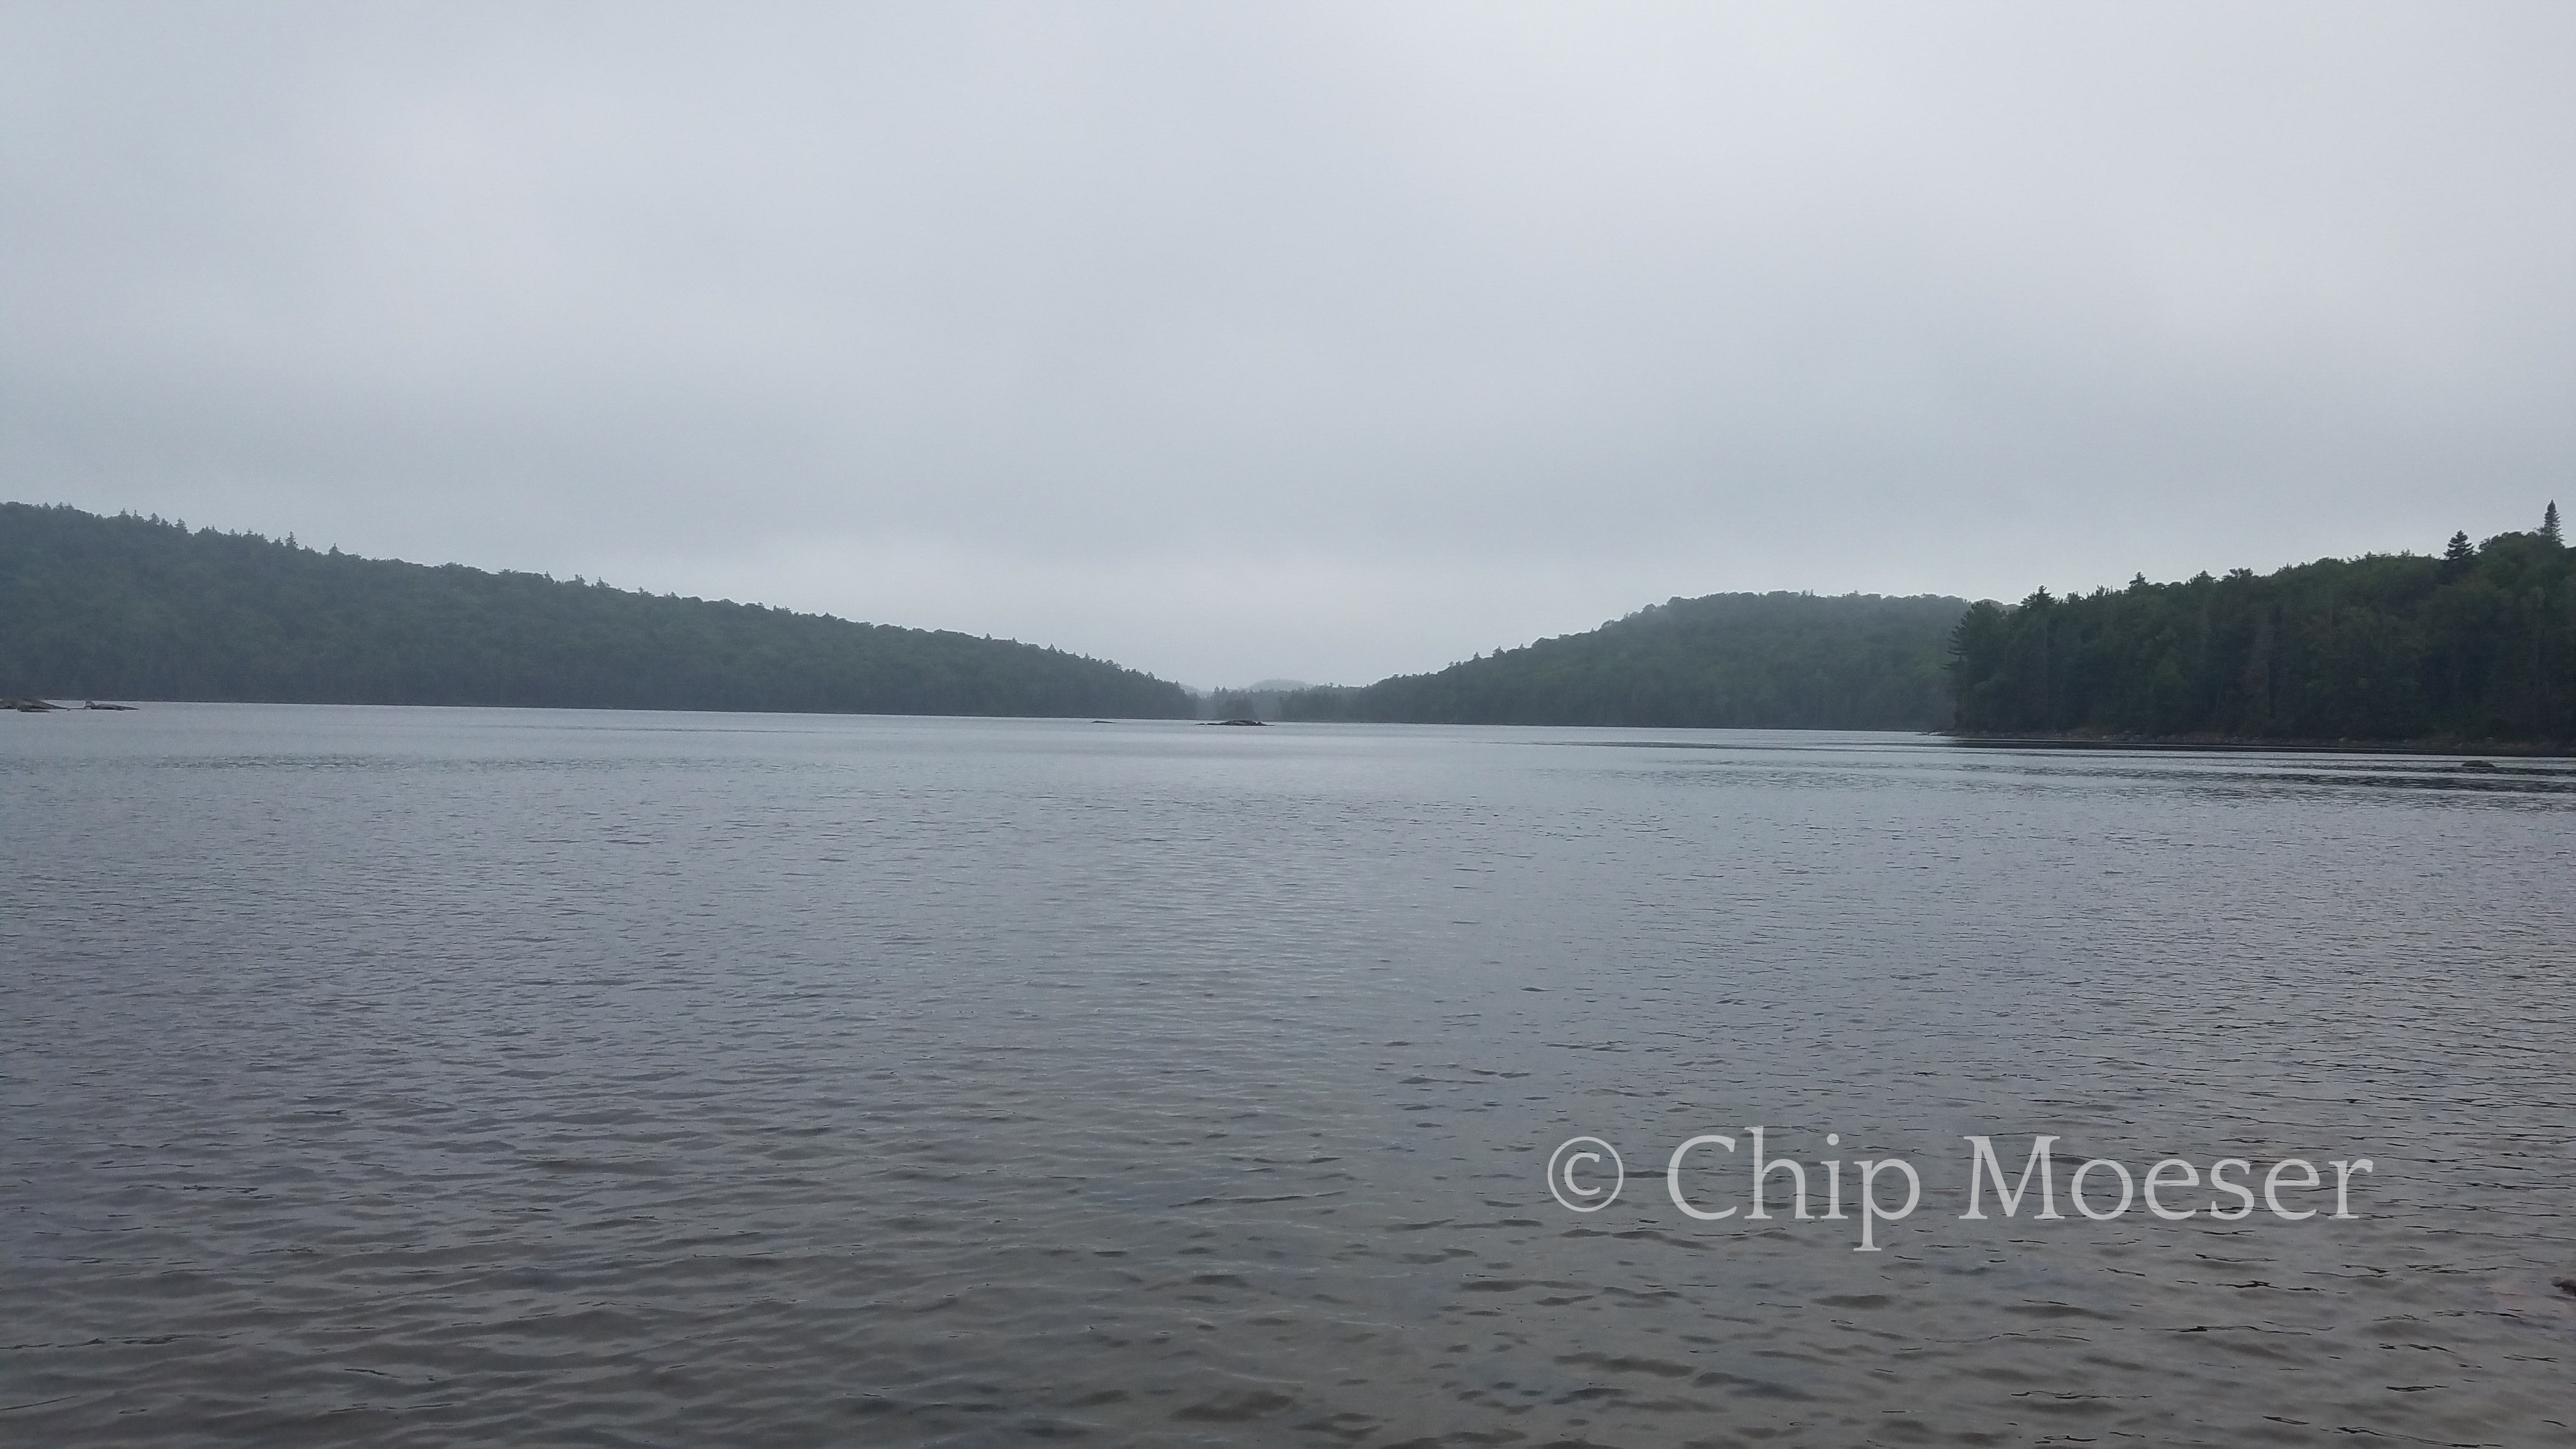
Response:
[5, 705, 2573, 1447]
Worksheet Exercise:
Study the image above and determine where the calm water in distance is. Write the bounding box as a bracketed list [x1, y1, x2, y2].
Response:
[5, 705, 2573, 1447]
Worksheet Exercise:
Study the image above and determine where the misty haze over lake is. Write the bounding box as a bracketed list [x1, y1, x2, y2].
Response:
[6, 3, 2573, 684]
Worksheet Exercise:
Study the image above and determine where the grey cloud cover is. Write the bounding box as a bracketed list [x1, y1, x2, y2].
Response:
[4, 1, 2571, 685]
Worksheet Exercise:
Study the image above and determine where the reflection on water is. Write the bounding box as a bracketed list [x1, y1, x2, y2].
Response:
[4, 707, 2572, 1446]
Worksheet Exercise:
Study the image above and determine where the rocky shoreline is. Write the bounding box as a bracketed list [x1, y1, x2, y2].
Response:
[4, 698, 138, 712]
[1945, 731, 2572, 759]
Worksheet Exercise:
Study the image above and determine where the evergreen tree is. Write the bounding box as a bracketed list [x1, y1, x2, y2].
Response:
[2545, 501, 2563, 546]
[1950, 535, 2575, 744]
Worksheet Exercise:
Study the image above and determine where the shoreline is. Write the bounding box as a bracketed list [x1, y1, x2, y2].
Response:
[1944, 732, 2575, 760]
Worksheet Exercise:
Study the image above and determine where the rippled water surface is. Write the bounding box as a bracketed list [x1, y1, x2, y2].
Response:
[6, 705, 2574, 1447]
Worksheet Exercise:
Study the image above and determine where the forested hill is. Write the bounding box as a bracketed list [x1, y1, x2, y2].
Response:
[0, 503, 1193, 718]
[1949, 513, 2573, 745]
[1278, 592, 1968, 729]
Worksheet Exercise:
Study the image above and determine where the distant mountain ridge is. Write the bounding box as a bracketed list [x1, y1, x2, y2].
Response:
[1280, 592, 1969, 729]
[0, 503, 1194, 718]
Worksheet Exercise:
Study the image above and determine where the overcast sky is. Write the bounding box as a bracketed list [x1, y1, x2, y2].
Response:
[4, 3, 2571, 686]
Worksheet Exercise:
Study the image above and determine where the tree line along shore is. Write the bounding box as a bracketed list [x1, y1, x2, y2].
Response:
[4, 500, 2568, 748]
[0, 503, 1194, 719]
[1948, 508, 2569, 748]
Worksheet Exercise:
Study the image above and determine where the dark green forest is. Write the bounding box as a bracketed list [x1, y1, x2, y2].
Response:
[15, 498, 2567, 741]
[1278, 592, 1968, 729]
[1949, 510, 2573, 745]
[0, 503, 1193, 717]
